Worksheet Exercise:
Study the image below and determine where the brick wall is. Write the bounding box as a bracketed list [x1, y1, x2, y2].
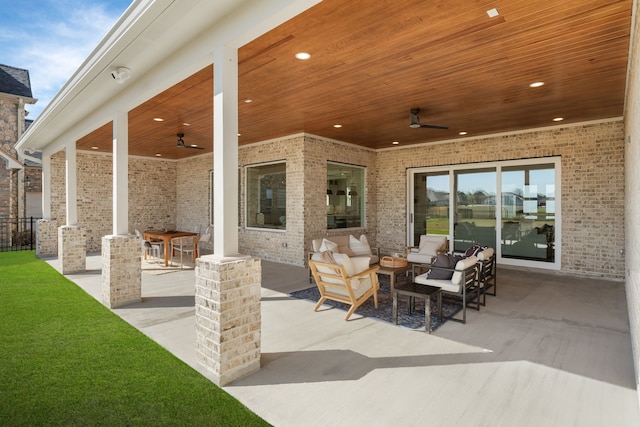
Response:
[50, 151, 177, 252]
[176, 153, 212, 232]
[376, 120, 625, 279]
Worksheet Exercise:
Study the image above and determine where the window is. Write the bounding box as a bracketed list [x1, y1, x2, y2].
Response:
[246, 161, 286, 229]
[327, 162, 365, 229]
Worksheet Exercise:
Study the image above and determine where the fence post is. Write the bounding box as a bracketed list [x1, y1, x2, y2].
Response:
[30, 217, 34, 250]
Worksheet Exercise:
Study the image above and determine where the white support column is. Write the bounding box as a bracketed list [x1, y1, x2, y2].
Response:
[196, 46, 260, 386]
[41, 152, 51, 219]
[36, 151, 56, 258]
[113, 111, 129, 235]
[65, 140, 78, 226]
[213, 45, 240, 257]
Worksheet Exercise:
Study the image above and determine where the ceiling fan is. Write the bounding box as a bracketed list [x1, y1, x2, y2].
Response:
[409, 108, 448, 130]
[176, 133, 204, 150]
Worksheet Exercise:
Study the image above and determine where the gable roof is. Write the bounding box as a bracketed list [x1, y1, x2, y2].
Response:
[0, 64, 33, 98]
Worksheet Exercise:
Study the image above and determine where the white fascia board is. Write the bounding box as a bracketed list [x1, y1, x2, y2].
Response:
[0, 148, 23, 170]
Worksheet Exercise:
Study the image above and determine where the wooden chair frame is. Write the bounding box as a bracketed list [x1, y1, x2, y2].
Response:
[308, 259, 380, 320]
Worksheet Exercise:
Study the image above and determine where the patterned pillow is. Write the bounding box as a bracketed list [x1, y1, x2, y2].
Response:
[464, 244, 486, 258]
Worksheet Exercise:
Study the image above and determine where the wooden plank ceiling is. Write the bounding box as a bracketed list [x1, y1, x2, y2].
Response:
[77, 0, 632, 159]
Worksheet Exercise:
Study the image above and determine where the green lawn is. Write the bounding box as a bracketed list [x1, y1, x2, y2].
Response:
[0, 251, 270, 426]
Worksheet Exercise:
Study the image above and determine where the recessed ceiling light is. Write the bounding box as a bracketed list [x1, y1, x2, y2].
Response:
[91, 146, 99, 150]
[529, 81, 545, 88]
[333, 124, 342, 128]
[155, 153, 162, 157]
[392, 141, 400, 145]
[238, 133, 241, 137]
[486, 8, 499, 18]
[244, 99, 252, 103]
[153, 117, 164, 122]
[183, 122, 191, 126]
[553, 117, 564, 122]
[295, 52, 311, 60]
[459, 131, 468, 136]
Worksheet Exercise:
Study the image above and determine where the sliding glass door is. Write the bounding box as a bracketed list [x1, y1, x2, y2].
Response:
[410, 172, 449, 246]
[501, 163, 556, 262]
[408, 158, 560, 269]
[454, 168, 496, 252]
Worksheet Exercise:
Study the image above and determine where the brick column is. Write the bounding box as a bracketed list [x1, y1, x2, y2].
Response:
[36, 219, 58, 258]
[58, 225, 86, 274]
[102, 235, 141, 308]
[195, 255, 261, 386]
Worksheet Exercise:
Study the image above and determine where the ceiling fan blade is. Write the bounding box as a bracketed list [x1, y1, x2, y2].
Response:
[419, 124, 449, 130]
[176, 132, 205, 149]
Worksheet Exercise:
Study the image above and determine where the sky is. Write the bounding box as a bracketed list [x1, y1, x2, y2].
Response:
[0, 0, 132, 119]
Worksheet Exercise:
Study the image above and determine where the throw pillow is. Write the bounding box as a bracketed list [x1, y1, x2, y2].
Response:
[339, 246, 357, 257]
[333, 253, 356, 276]
[427, 253, 461, 280]
[349, 234, 372, 256]
[350, 256, 370, 274]
[319, 238, 339, 253]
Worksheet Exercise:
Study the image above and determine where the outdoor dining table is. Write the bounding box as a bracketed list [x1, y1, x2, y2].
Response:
[143, 230, 199, 267]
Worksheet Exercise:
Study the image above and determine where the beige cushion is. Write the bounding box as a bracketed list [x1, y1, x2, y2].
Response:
[339, 246, 357, 257]
[477, 247, 494, 261]
[349, 234, 372, 256]
[406, 252, 434, 264]
[312, 252, 362, 289]
[414, 273, 461, 293]
[418, 241, 443, 256]
[418, 234, 447, 252]
[451, 256, 478, 286]
[351, 256, 371, 274]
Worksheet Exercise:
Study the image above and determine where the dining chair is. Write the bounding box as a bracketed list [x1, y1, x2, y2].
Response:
[171, 235, 199, 267]
[198, 231, 213, 255]
[136, 229, 163, 261]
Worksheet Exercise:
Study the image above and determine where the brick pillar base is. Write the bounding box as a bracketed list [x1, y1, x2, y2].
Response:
[36, 219, 58, 258]
[102, 235, 141, 308]
[58, 225, 86, 274]
[195, 255, 261, 386]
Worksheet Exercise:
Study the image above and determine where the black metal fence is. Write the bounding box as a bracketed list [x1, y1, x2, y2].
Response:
[0, 217, 40, 252]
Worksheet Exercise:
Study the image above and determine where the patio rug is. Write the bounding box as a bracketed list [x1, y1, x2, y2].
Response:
[289, 274, 462, 331]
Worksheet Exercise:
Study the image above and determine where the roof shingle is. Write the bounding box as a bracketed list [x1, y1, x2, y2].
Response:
[0, 64, 33, 98]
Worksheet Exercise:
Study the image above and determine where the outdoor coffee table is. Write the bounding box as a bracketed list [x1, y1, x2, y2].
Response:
[377, 263, 411, 294]
[393, 282, 442, 333]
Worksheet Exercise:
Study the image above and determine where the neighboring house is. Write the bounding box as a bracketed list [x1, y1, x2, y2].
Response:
[0, 64, 40, 233]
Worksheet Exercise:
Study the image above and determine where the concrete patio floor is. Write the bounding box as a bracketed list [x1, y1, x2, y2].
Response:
[56, 254, 639, 427]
